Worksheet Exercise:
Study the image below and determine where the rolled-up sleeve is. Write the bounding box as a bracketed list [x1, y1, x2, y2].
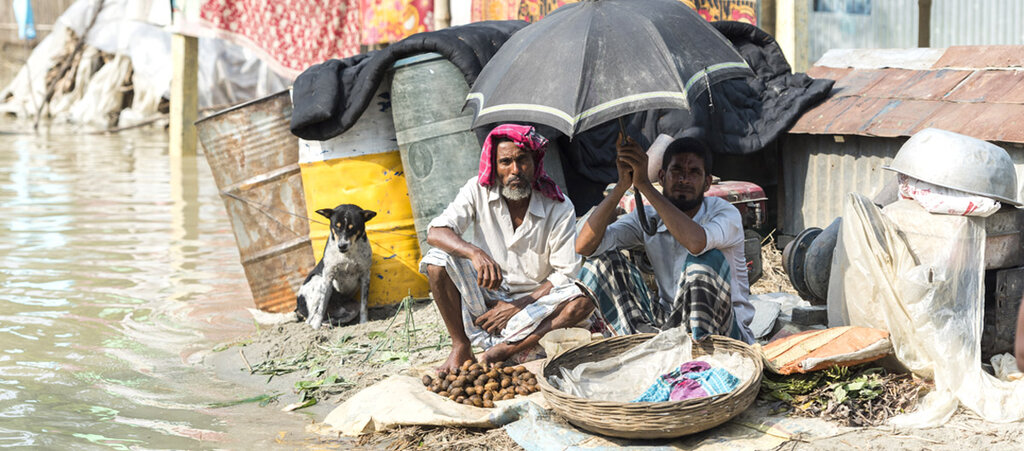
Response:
[545, 200, 582, 287]
[427, 178, 478, 236]
[590, 208, 645, 257]
[699, 202, 743, 255]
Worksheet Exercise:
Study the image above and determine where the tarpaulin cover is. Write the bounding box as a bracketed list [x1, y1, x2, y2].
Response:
[828, 194, 1024, 426]
[289, 20, 527, 141]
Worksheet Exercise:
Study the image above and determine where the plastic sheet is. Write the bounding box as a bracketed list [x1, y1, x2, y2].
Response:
[552, 327, 694, 402]
[828, 194, 1024, 426]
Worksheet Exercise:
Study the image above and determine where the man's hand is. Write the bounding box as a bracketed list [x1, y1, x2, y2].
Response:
[616, 134, 651, 188]
[615, 132, 634, 188]
[470, 248, 503, 290]
[475, 300, 522, 335]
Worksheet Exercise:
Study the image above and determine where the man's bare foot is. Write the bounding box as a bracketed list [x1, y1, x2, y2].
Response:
[437, 343, 476, 374]
[481, 342, 516, 366]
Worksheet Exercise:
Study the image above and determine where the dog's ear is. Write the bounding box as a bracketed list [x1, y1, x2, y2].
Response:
[316, 208, 334, 220]
[361, 210, 377, 222]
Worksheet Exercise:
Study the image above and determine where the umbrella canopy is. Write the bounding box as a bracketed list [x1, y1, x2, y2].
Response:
[466, 0, 754, 137]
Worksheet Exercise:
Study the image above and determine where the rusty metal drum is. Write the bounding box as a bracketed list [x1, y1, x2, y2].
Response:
[195, 90, 314, 313]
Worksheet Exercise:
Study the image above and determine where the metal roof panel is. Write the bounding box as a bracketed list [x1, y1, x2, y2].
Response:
[945, 70, 1024, 103]
[932, 46, 1024, 69]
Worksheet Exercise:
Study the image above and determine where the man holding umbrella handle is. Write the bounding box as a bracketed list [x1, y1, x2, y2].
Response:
[576, 135, 756, 344]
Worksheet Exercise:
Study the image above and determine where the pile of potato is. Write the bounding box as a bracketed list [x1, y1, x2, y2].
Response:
[422, 360, 539, 408]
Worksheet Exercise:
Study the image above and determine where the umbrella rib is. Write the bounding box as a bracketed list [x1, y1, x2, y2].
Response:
[683, 61, 752, 94]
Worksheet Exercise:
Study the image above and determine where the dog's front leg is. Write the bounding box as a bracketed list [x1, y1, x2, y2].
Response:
[309, 279, 332, 330]
[359, 274, 369, 324]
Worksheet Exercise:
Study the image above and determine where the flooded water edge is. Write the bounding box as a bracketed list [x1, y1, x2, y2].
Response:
[0, 122, 319, 449]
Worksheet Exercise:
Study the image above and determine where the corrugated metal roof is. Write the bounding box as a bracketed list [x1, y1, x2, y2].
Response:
[791, 46, 1024, 143]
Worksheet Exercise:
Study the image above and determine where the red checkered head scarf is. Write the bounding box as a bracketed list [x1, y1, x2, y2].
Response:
[478, 124, 565, 202]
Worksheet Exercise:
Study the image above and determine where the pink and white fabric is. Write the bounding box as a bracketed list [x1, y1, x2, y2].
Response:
[897, 174, 1001, 217]
[478, 124, 565, 202]
[198, 0, 362, 78]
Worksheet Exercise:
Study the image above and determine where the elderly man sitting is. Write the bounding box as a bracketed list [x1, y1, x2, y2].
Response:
[421, 124, 594, 373]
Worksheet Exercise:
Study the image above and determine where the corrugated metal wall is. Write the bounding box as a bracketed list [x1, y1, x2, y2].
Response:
[806, 0, 1024, 67]
[780, 135, 904, 235]
[931, 0, 1024, 47]
[780, 134, 1024, 236]
[807, 0, 918, 66]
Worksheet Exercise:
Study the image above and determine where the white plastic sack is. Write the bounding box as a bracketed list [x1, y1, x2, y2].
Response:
[552, 327, 693, 402]
[898, 174, 1001, 217]
[322, 375, 546, 436]
[828, 194, 1024, 426]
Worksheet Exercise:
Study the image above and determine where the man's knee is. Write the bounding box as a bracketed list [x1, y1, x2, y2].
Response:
[425, 264, 448, 283]
[564, 296, 594, 320]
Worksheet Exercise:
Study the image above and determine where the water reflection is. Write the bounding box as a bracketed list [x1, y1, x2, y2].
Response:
[0, 123, 312, 448]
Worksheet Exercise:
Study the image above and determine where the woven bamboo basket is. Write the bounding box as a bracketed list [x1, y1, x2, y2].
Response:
[537, 333, 763, 439]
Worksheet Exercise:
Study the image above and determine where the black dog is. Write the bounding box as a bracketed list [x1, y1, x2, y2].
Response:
[296, 204, 376, 329]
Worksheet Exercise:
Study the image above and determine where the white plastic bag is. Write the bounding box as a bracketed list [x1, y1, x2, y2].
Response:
[828, 194, 1024, 426]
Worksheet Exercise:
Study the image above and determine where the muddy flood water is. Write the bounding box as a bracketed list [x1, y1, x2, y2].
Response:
[0, 123, 319, 449]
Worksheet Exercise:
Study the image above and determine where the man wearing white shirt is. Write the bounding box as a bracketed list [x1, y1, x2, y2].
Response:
[421, 124, 593, 373]
[575, 135, 755, 344]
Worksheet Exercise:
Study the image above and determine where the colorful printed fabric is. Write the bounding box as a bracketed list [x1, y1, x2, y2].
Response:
[198, 0, 362, 78]
[478, 124, 565, 202]
[470, 0, 757, 25]
[578, 249, 744, 341]
[632, 360, 739, 402]
[361, 0, 434, 45]
[680, 367, 739, 398]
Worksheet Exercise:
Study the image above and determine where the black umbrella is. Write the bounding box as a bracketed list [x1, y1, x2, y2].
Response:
[465, 0, 753, 138]
[466, 0, 753, 235]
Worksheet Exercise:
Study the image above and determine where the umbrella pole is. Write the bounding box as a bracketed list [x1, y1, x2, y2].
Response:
[618, 117, 658, 236]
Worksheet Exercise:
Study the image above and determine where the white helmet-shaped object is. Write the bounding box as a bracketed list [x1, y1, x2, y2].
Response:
[883, 128, 1020, 206]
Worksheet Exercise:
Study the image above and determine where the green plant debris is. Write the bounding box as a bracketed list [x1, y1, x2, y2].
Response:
[758, 364, 928, 427]
[206, 392, 283, 408]
[246, 296, 449, 405]
[212, 338, 253, 353]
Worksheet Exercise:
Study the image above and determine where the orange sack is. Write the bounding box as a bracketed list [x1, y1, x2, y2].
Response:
[762, 326, 892, 374]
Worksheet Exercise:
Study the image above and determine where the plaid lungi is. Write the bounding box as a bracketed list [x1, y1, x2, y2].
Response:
[420, 248, 583, 349]
[578, 249, 743, 341]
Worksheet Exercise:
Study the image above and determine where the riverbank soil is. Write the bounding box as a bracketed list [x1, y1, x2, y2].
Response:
[204, 242, 1024, 449]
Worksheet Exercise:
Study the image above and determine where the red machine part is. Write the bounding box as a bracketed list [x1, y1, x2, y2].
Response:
[617, 180, 767, 229]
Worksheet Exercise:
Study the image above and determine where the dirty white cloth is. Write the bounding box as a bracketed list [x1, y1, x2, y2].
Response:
[898, 174, 1001, 217]
[828, 195, 1024, 426]
[420, 248, 582, 349]
[425, 177, 582, 291]
[590, 197, 754, 343]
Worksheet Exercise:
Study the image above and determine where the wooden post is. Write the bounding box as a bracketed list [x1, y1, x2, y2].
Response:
[759, 0, 777, 38]
[918, 0, 932, 48]
[434, 0, 451, 29]
[170, 33, 198, 157]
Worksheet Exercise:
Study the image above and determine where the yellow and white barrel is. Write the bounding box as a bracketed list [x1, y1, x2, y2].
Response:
[297, 81, 429, 306]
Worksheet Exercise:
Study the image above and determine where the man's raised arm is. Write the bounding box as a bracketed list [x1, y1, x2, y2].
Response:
[576, 134, 635, 256]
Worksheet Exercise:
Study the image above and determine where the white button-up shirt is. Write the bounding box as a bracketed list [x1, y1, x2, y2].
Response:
[427, 177, 582, 295]
[592, 196, 755, 343]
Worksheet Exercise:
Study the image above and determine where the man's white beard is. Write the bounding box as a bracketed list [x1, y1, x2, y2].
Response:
[501, 183, 532, 201]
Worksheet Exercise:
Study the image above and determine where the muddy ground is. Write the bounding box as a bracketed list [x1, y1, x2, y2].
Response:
[202, 244, 1024, 449]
